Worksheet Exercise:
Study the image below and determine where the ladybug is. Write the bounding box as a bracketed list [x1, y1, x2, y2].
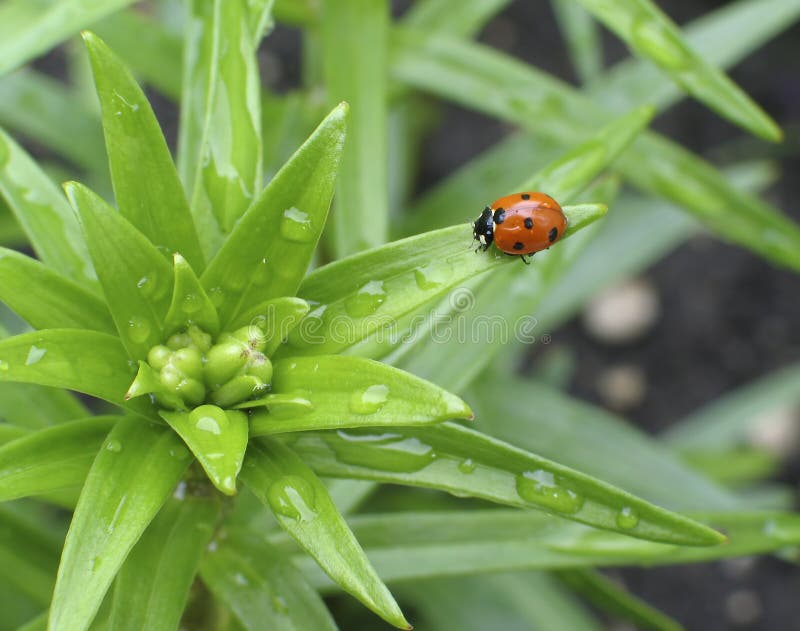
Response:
[473, 192, 567, 264]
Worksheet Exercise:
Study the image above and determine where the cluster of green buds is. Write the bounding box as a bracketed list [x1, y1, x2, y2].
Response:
[127, 322, 274, 410]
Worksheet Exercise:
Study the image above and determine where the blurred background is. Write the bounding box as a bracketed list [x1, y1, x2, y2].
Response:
[7, 0, 800, 628]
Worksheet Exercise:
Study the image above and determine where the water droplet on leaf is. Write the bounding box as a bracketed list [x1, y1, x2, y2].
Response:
[515, 469, 584, 514]
[280, 207, 314, 242]
[267, 475, 318, 522]
[458, 458, 477, 474]
[127, 317, 151, 344]
[350, 384, 390, 414]
[334, 431, 436, 472]
[105, 439, 123, 453]
[25, 345, 47, 366]
[616, 506, 639, 530]
[344, 280, 387, 317]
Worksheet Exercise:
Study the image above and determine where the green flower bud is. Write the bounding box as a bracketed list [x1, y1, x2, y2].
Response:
[147, 345, 172, 370]
[221, 325, 267, 352]
[166, 332, 192, 350]
[176, 377, 206, 407]
[204, 340, 249, 388]
[187, 324, 213, 353]
[247, 353, 273, 384]
[211, 374, 263, 408]
[171, 347, 203, 381]
[159, 363, 183, 390]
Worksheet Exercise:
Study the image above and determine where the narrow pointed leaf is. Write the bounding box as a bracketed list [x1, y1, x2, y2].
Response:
[250, 355, 472, 435]
[403, 0, 511, 37]
[280, 203, 604, 359]
[125, 361, 184, 411]
[573, 0, 781, 141]
[390, 30, 800, 271]
[284, 423, 724, 546]
[164, 253, 219, 336]
[0, 247, 114, 333]
[0, 129, 96, 287]
[242, 438, 410, 629]
[0, 0, 137, 76]
[322, 0, 389, 257]
[109, 495, 221, 631]
[227, 296, 309, 352]
[49, 418, 191, 631]
[199, 529, 337, 631]
[65, 182, 173, 360]
[179, 0, 264, 237]
[551, 0, 602, 84]
[0, 330, 154, 419]
[83, 32, 205, 272]
[0, 417, 117, 501]
[0, 380, 88, 429]
[160, 406, 248, 496]
[202, 103, 347, 327]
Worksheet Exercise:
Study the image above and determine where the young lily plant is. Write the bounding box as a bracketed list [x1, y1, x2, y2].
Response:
[0, 31, 725, 631]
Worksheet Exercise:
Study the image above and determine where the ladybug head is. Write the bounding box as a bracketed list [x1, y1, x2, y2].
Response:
[473, 207, 494, 250]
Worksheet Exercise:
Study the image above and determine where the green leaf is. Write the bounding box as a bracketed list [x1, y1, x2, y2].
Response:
[49, 418, 191, 631]
[109, 495, 221, 631]
[551, 0, 603, 84]
[0, 504, 61, 607]
[0, 70, 106, 174]
[590, 0, 800, 115]
[284, 423, 724, 546]
[65, 182, 173, 360]
[160, 406, 248, 496]
[0, 0, 137, 76]
[322, 0, 389, 257]
[199, 529, 337, 631]
[573, 0, 781, 141]
[83, 31, 205, 272]
[403, 0, 512, 37]
[287, 510, 800, 586]
[250, 355, 471, 435]
[164, 253, 220, 336]
[0, 129, 96, 287]
[281, 203, 603, 359]
[179, 0, 264, 240]
[0, 329, 154, 418]
[242, 437, 410, 629]
[0, 416, 117, 502]
[472, 376, 738, 512]
[555, 569, 683, 631]
[0, 247, 114, 333]
[0, 382, 88, 429]
[227, 296, 309, 351]
[201, 103, 347, 328]
[390, 30, 800, 271]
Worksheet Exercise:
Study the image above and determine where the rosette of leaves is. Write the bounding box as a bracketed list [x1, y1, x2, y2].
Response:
[0, 23, 728, 631]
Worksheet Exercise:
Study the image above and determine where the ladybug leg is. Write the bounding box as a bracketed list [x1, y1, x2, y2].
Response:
[520, 255, 530, 265]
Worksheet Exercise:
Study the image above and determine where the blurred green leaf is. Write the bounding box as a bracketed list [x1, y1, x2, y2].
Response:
[164, 253, 219, 336]
[65, 182, 173, 360]
[0, 70, 106, 174]
[273, 0, 318, 25]
[109, 495, 220, 631]
[574, 0, 781, 140]
[0, 417, 116, 502]
[286, 422, 724, 546]
[179, 0, 265, 242]
[49, 418, 190, 631]
[0, 377, 88, 429]
[201, 103, 347, 329]
[0, 247, 114, 333]
[0, 0, 137, 76]
[551, 0, 603, 84]
[555, 568, 683, 631]
[83, 32, 205, 272]
[0, 329, 153, 419]
[403, 0, 511, 37]
[681, 448, 779, 486]
[0, 424, 28, 445]
[390, 30, 800, 271]
[590, 0, 800, 114]
[200, 529, 337, 631]
[249, 355, 471, 435]
[243, 437, 409, 629]
[0, 129, 97, 287]
[322, 0, 389, 258]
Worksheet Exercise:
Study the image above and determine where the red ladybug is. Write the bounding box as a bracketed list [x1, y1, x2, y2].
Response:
[473, 192, 567, 264]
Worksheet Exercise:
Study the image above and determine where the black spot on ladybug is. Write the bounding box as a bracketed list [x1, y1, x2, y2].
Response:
[524, 217, 533, 229]
[493, 208, 506, 224]
[549, 227, 558, 242]
[513, 241, 525, 251]
[521, 193, 530, 200]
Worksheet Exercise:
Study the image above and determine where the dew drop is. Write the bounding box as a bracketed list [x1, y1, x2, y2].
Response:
[266, 475, 318, 522]
[25, 345, 47, 366]
[272, 595, 289, 615]
[350, 384, 390, 414]
[616, 506, 639, 530]
[173, 481, 187, 499]
[630, 18, 690, 70]
[413, 265, 444, 291]
[333, 431, 436, 472]
[515, 469, 584, 514]
[344, 280, 387, 317]
[127, 317, 152, 344]
[458, 458, 477, 474]
[208, 286, 225, 307]
[280, 207, 314, 242]
[181, 292, 202, 314]
[105, 439, 123, 453]
[195, 415, 222, 435]
[234, 572, 249, 586]
[252, 257, 271, 286]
